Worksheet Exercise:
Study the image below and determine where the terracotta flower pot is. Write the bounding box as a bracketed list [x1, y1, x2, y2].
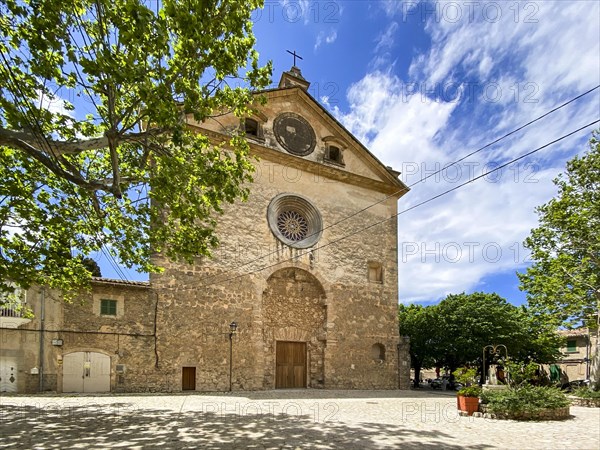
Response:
[457, 395, 480, 416]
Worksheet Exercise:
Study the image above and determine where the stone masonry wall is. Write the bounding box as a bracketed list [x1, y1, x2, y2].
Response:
[60, 282, 156, 393]
[150, 123, 403, 390]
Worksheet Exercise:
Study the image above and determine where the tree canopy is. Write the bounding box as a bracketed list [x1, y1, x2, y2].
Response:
[518, 132, 600, 329]
[399, 292, 562, 385]
[0, 0, 272, 297]
[398, 303, 443, 387]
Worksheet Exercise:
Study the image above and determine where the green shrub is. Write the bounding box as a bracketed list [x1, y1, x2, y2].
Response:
[457, 385, 482, 398]
[480, 385, 569, 416]
[453, 367, 477, 386]
[504, 360, 539, 387]
[572, 388, 600, 399]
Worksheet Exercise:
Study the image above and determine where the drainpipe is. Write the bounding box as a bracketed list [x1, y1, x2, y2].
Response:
[39, 287, 45, 392]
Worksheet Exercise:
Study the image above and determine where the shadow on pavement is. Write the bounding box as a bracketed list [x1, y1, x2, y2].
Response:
[0, 402, 490, 449]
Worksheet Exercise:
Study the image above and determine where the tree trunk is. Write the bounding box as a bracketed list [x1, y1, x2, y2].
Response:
[413, 364, 421, 388]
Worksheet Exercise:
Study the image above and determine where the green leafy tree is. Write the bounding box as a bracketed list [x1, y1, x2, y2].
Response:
[398, 304, 443, 387]
[514, 307, 563, 364]
[518, 132, 599, 326]
[80, 257, 101, 277]
[0, 0, 272, 298]
[399, 293, 561, 387]
[435, 292, 525, 374]
[519, 132, 600, 387]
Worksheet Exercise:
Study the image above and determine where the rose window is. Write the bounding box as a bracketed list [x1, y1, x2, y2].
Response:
[277, 210, 309, 241]
[267, 194, 322, 248]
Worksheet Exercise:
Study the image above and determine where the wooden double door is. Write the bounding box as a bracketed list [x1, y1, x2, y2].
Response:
[276, 341, 307, 388]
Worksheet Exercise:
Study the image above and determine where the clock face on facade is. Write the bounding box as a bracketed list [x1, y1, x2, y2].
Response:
[273, 113, 316, 156]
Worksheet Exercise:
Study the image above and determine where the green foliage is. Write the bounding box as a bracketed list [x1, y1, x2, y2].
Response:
[436, 292, 560, 371]
[519, 131, 600, 328]
[0, 286, 33, 318]
[480, 385, 570, 417]
[0, 0, 272, 298]
[80, 257, 102, 277]
[398, 303, 442, 387]
[453, 367, 477, 385]
[457, 385, 482, 398]
[572, 387, 600, 399]
[504, 360, 541, 387]
[399, 293, 562, 379]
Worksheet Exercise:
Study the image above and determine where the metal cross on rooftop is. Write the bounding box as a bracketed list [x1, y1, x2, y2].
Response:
[286, 50, 303, 66]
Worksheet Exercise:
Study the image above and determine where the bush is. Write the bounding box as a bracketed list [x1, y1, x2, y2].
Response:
[572, 388, 600, 399]
[457, 385, 482, 398]
[480, 385, 569, 417]
[504, 360, 540, 387]
[453, 367, 477, 386]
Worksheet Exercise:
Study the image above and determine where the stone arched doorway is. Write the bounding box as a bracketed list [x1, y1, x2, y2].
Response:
[262, 267, 326, 389]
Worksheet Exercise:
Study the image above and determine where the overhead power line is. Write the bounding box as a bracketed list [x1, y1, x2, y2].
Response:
[0, 49, 131, 282]
[193, 84, 600, 286]
[192, 119, 599, 290]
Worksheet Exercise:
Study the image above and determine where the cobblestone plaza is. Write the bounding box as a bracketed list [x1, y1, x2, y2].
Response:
[1, 390, 598, 449]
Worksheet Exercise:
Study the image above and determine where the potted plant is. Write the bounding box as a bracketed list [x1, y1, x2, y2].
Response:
[457, 385, 482, 415]
[453, 367, 481, 416]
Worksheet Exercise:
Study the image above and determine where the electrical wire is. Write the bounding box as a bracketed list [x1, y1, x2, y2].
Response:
[193, 85, 600, 286]
[0, 39, 130, 281]
[191, 119, 599, 290]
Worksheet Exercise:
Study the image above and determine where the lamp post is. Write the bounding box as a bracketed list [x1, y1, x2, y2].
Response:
[482, 344, 508, 385]
[229, 321, 237, 392]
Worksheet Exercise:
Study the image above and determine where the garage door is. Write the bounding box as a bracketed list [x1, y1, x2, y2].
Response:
[63, 352, 111, 393]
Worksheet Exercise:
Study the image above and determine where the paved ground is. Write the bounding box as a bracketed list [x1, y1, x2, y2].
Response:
[1, 390, 598, 449]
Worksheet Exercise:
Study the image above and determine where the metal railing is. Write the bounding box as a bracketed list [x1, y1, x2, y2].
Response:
[0, 303, 25, 318]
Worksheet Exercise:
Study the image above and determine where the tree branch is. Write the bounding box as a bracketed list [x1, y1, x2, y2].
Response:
[4, 135, 138, 193]
[0, 127, 166, 155]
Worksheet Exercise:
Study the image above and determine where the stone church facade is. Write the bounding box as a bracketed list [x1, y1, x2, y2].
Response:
[1, 68, 411, 393]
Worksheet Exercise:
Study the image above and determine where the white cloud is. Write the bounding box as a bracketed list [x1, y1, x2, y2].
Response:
[279, 0, 318, 25]
[314, 29, 337, 50]
[375, 21, 399, 52]
[337, 1, 600, 303]
[36, 90, 74, 118]
[379, 0, 417, 19]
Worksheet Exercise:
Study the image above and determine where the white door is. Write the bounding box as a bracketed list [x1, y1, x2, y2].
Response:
[63, 352, 110, 393]
[0, 357, 18, 392]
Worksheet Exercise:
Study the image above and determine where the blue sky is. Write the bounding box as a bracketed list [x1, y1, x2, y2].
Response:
[100, 1, 600, 307]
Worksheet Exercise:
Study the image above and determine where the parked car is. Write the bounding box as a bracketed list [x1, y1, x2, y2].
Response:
[430, 376, 463, 391]
[430, 378, 443, 389]
[561, 379, 590, 392]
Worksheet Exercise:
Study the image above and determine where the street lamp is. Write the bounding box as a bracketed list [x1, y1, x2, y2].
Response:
[229, 321, 237, 392]
[483, 344, 508, 385]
